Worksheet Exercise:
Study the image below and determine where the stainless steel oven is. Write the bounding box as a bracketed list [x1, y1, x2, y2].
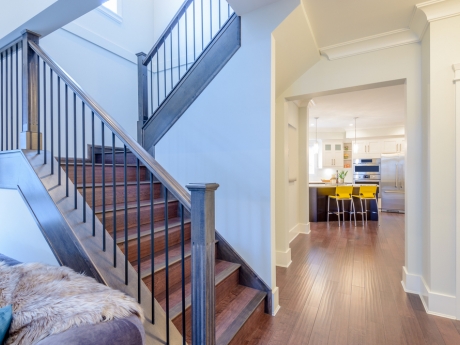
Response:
[353, 158, 381, 186]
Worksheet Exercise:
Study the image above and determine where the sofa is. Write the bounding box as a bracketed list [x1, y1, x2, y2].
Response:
[0, 254, 145, 345]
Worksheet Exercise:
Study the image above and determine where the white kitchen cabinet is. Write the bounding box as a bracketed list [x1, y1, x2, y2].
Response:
[382, 139, 405, 154]
[322, 142, 343, 167]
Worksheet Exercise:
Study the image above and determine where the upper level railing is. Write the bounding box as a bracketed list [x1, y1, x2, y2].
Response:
[0, 30, 219, 345]
[137, 0, 235, 131]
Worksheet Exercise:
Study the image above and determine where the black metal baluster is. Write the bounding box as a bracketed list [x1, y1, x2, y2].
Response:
[5, 49, 8, 151]
[10, 47, 12, 150]
[124, 145, 128, 285]
[228, 2, 230, 17]
[164, 185, 170, 343]
[170, 34, 173, 90]
[163, 44, 166, 103]
[37, 57, 40, 155]
[112, 132, 117, 267]
[180, 203, 186, 345]
[82, 102, 86, 222]
[58, 77, 61, 185]
[185, 9, 188, 71]
[193, 0, 196, 59]
[156, 53, 160, 108]
[92, 112, 95, 236]
[15, 44, 18, 149]
[50, 69, 53, 174]
[137, 158, 141, 302]
[201, 0, 204, 51]
[43, 62, 46, 163]
[150, 172, 155, 324]
[150, 60, 153, 115]
[1, 52, 3, 151]
[102, 122, 106, 251]
[178, 20, 181, 80]
[73, 92, 77, 208]
[65, 85, 69, 196]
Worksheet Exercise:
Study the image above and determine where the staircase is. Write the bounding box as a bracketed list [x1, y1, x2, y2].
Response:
[65, 149, 267, 344]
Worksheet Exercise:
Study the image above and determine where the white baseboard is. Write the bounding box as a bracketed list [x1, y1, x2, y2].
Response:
[271, 287, 280, 316]
[402, 266, 457, 319]
[276, 248, 292, 268]
[299, 222, 310, 234]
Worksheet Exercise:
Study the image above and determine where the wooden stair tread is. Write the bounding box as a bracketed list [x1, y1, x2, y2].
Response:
[114, 217, 191, 244]
[216, 287, 267, 345]
[93, 198, 176, 213]
[61, 162, 144, 167]
[159, 260, 241, 320]
[133, 239, 192, 277]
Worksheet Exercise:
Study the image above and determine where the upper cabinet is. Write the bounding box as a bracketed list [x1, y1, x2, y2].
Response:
[382, 139, 405, 154]
[322, 142, 343, 167]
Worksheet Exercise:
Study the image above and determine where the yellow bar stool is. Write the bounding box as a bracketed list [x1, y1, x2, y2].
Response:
[327, 185, 356, 226]
[352, 185, 379, 225]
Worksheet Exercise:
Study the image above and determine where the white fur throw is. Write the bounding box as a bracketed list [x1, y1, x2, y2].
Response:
[0, 261, 144, 345]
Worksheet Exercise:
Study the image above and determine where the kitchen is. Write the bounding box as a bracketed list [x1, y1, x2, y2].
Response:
[306, 84, 406, 223]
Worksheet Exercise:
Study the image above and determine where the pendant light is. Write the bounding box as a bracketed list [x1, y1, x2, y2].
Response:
[314, 117, 319, 154]
[353, 117, 358, 153]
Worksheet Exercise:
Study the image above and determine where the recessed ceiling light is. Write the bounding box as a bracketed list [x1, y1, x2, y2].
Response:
[349, 124, 353, 126]
[310, 123, 315, 126]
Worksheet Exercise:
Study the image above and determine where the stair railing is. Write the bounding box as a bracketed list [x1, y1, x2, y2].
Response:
[137, 0, 235, 143]
[1, 30, 219, 345]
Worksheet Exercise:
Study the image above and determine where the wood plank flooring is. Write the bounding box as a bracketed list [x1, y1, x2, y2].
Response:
[245, 213, 460, 345]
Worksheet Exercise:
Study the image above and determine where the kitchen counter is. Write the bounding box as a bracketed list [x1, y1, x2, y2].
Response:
[309, 185, 379, 222]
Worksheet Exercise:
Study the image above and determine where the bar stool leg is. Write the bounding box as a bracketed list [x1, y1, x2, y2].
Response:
[375, 197, 379, 226]
[336, 198, 340, 227]
[342, 200, 345, 223]
[360, 198, 364, 225]
[364, 199, 368, 222]
[353, 199, 357, 227]
[327, 196, 330, 223]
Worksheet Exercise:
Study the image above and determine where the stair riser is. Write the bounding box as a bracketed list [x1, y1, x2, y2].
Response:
[227, 301, 265, 345]
[172, 269, 240, 340]
[98, 201, 179, 232]
[78, 183, 161, 208]
[63, 164, 148, 184]
[145, 256, 192, 298]
[94, 152, 138, 165]
[120, 223, 192, 262]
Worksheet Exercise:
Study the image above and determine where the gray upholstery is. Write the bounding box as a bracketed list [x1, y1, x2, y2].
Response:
[0, 254, 145, 345]
[36, 316, 145, 345]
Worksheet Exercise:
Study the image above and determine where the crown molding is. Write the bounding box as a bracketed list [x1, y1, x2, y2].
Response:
[319, 0, 460, 61]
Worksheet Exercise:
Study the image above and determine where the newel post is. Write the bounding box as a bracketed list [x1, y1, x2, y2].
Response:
[136, 52, 148, 145]
[186, 183, 219, 345]
[20, 30, 41, 150]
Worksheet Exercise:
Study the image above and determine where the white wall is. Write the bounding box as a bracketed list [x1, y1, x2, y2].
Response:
[287, 102, 299, 241]
[0, 188, 59, 266]
[155, 0, 300, 308]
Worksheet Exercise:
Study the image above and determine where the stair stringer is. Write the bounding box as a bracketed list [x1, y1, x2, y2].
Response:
[22, 150, 183, 345]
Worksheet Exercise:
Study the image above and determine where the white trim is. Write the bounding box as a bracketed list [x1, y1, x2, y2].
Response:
[288, 224, 299, 243]
[276, 248, 292, 267]
[271, 287, 280, 316]
[401, 266, 457, 319]
[298, 222, 310, 234]
[97, 5, 123, 23]
[320, 0, 460, 61]
[454, 63, 460, 320]
[97, 0, 123, 23]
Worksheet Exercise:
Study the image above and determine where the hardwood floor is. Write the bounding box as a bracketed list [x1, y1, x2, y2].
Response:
[246, 213, 460, 345]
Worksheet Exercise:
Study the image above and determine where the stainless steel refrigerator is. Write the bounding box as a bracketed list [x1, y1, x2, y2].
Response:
[381, 153, 405, 213]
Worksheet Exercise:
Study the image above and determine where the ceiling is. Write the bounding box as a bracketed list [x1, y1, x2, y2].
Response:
[302, 0, 424, 48]
[227, 0, 280, 15]
[308, 84, 405, 131]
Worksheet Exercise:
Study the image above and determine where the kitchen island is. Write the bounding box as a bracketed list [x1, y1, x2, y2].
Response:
[309, 184, 379, 222]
